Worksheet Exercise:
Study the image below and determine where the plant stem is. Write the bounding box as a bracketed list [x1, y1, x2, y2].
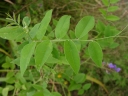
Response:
[12, 87, 16, 96]
[61, 84, 66, 96]
[0, 48, 12, 58]
[0, 69, 19, 72]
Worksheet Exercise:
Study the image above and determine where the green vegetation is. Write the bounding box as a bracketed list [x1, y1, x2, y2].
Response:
[0, 0, 128, 96]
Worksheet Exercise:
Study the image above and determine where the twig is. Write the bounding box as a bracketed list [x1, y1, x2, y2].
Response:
[4, 0, 14, 5]
[50, 79, 58, 92]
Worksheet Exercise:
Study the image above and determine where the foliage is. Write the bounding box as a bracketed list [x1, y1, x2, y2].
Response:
[0, 0, 128, 96]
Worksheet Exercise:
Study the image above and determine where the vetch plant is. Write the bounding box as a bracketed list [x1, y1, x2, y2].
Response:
[0, 3, 127, 95]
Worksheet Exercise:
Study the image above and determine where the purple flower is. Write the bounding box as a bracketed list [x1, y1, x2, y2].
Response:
[115, 68, 121, 72]
[107, 63, 121, 73]
[108, 63, 116, 69]
[102, 62, 121, 73]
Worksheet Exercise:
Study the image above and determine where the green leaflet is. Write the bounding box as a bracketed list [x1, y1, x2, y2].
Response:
[20, 42, 36, 76]
[73, 73, 86, 83]
[33, 91, 44, 96]
[32, 84, 43, 90]
[105, 15, 120, 21]
[99, 9, 107, 16]
[55, 15, 71, 39]
[107, 6, 119, 12]
[78, 89, 84, 95]
[0, 26, 25, 40]
[64, 40, 80, 74]
[22, 16, 31, 27]
[29, 23, 40, 39]
[104, 25, 120, 37]
[2, 87, 9, 96]
[101, 0, 109, 6]
[110, 0, 119, 4]
[42, 88, 53, 96]
[83, 83, 91, 90]
[35, 40, 52, 70]
[95, 20, 106, 34]
[68, 83, 82, 91]
[88, 41, 103, 67]
[75, 16, 95, 38]
[52, 92, 62, 96]
[36, 10, 52, 40]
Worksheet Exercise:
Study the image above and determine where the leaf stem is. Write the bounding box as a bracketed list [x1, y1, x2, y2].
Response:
[0, 69, 19, 72]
